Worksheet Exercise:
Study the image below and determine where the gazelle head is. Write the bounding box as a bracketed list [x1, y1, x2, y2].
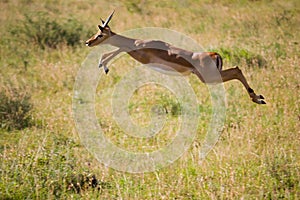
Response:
[85, 11, 115, 47]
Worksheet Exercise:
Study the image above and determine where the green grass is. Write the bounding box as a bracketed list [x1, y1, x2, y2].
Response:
[0, 0, 299, 199]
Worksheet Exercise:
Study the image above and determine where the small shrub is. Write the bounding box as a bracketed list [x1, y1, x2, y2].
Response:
[159, 94, 181, 116]
[9, 12, 87, 49]
[0, 87, 32, 131]
[66, 173, 110, 194]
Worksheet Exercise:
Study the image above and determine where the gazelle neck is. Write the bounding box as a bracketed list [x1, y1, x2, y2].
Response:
[106, 32, 136, 49]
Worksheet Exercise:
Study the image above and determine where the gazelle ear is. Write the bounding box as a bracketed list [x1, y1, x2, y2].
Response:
[98, 25, 104, 31]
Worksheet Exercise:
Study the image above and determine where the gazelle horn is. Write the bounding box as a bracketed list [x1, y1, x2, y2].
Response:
[100, 10, 115, 29]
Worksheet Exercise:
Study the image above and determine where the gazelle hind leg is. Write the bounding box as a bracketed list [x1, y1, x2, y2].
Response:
[220, 66, 266, 104]
[247, 88, 266, 104]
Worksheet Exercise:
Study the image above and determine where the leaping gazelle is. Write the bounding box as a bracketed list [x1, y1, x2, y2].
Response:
[85, 11, 266, 104]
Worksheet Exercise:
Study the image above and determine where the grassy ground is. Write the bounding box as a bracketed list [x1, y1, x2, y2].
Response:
[0, 0, 299, 199]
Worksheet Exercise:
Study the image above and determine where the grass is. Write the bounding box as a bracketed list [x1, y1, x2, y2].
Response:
[0, 0, 299, 199]
[0, 85, 32, 131]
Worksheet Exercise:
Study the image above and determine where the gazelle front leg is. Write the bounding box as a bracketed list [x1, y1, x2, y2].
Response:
[220, 66, 266, 104]
[99, 48, 122, 74]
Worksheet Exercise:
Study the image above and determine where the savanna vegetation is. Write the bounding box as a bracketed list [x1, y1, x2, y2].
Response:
[0, 0, 299, 199]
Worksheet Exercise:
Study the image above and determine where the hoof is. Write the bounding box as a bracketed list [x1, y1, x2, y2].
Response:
[104, 66, 109, 74]
[98, 63, 103, 68]
[252, 98, 266, 104]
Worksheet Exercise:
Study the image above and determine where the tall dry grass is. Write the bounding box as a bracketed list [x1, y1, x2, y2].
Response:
[0, 0, 299, 199]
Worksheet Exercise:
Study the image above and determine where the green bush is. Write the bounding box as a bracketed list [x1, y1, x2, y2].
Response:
[0, 87, 32, 131]
[10, 12, 87, 49]
[159, 94, 181, 116]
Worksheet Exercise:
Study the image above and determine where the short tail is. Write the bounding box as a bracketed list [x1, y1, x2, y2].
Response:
[208, 52, 223, 71]
[215, 53, 223, 71]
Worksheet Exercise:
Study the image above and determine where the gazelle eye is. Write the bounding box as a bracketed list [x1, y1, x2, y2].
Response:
[97, 35, 103, 38]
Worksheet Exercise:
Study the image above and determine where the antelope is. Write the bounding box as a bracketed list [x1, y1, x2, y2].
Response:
[85, 11, 266, 104]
